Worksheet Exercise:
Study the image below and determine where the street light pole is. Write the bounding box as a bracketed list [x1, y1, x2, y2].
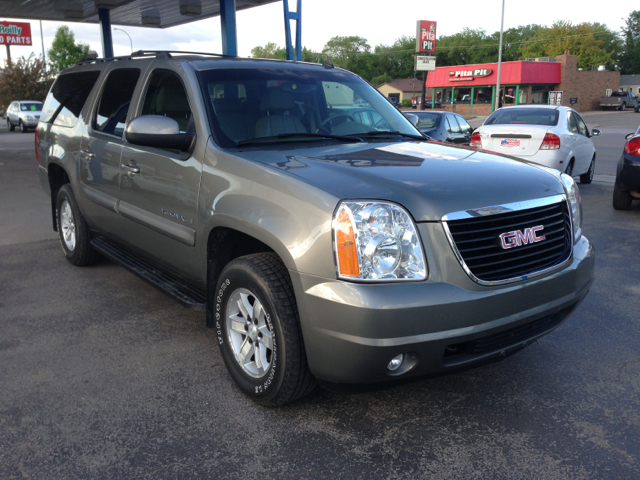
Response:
[114, 28, 133, 54]
[494, 0, 505, 112]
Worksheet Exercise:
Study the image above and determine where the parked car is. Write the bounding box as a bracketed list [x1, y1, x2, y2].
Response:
[423, 99, 442, 109]
[613, 125, 640, 210]
[405, 111, 473, 144]
[600, 91, 638, 111]
[6, 100, 43, 132]
[471, 105, 601, 182]
[36, 53, 594, 405]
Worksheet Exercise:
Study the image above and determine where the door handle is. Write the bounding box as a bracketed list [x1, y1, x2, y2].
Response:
[81, 149, 95, 158]
[122, 164, 140, 174]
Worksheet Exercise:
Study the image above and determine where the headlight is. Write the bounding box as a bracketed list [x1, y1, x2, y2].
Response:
[333, 201, 426, 281]
[560, 173, 582, 243]
[27, 115, 35, 121]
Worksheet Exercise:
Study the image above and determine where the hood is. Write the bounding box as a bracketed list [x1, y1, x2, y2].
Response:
[235, 140, 565, 222]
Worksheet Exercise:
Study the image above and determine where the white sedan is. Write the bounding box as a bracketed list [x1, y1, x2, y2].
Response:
[470, 105, 601, 183]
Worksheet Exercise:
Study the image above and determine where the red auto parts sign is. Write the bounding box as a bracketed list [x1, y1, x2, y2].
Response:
[0, 21, 32, 46]
[416, 20, 437, 54]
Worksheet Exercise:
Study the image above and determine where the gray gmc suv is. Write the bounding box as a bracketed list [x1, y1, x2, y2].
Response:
[36, 51, 595, 405]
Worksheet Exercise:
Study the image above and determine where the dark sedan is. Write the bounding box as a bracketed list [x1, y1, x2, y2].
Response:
[613, 125, 640, 210]
[404, 111, 473, 144]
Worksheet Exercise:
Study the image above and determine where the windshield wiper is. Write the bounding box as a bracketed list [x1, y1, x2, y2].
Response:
[236, 132, 363, 147]
[358, 131, 428, 141]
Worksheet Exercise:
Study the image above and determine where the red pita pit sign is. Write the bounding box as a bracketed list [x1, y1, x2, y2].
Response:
[416, 20, 437, 54]
[448, 68, 492, 81]
[0, 21, 32, 46]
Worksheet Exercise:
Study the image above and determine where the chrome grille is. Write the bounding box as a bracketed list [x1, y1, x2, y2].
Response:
[445, 198, 572, 284]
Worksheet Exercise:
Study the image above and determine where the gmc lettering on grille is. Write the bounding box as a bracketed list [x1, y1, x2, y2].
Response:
[499, 226, 546, 249]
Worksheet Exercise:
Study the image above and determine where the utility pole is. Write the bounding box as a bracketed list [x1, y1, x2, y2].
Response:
[5, 44, 10, 64]
[494, 0, 505, 112]
[40, 20, 46, 70]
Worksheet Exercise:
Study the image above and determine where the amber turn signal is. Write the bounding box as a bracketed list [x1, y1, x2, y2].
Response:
[335, 207, 360, 277]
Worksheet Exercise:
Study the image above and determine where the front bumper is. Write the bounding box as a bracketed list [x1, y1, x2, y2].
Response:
[292, 235, 595, 385]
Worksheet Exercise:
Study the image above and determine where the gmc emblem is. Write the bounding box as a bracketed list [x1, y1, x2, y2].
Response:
[499, 226, 546, 249]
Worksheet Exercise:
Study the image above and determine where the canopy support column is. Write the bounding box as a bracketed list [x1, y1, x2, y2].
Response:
[283, 0, 302, 61]
[98, 8, 114, 58]
[220, 0, 238, 57]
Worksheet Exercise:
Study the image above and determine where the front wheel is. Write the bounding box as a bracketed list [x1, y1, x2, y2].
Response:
[19, 120, 28, 133]
[612, 183, 633, 210]
[56, 185, 102, 266]
[214, 253, 315, 406]
[580, 156, 595, 184]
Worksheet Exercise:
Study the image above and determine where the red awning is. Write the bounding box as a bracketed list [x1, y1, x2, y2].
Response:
[426, 61, 561, 88]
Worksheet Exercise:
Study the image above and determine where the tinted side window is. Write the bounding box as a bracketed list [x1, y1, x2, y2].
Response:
[456, 115, 472, 134]
[447, 114, 461, 133]
[94, 68, 141, 137]
[41, 71, 101, 126]
[141, 70, 192, 133]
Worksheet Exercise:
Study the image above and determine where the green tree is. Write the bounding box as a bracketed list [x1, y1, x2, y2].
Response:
[369, 36, 415, 81]
[370, 73, 392, 87]
[251, 43, 317, 62]
[0, 53, 53, 112]
[619, 10, 640, 74]
[47, 26, 90, 74]
[520, 21, 621, 69]
[322, 35, 371, 72]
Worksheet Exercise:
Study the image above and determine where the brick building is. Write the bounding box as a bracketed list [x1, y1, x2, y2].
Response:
[422, 52, 619, 114]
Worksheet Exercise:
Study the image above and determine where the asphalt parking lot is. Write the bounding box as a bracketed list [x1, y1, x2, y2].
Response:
[1, 113, 640, 479]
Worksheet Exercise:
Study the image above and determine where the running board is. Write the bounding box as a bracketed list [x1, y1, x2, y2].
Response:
[91, 237, 206, 311]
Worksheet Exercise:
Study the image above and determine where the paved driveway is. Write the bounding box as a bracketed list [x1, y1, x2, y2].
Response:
[1, 124, 639, 478]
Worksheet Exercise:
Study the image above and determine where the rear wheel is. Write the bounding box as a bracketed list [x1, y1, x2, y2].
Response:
[580, 156, 595, 184]
[56, 185, 102, 266]
[214, 253, 315, 406]
[620, 102, 627, 111]
[7, 118, 15, 131]
[612, 183, 633, 210]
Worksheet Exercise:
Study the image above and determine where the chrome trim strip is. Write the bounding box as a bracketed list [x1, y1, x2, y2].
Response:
[442, 195, 573, 286]
[81, 184, 118, 213]
[441, 194, 566, 221]
[118, 201, 195, 247]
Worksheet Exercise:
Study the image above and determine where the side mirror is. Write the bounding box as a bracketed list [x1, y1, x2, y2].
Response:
[125, 115, 195, 152]
[625, 132, 635, 140]
[590, 128, 602, 137]
[404, 113, 420, 128]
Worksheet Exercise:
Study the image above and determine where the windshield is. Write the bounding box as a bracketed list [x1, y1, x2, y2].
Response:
[197, 67, 419, 148]
[413, 112, 439, 128]
[485, 108, 559, 126]
[21, 102, 43, 112]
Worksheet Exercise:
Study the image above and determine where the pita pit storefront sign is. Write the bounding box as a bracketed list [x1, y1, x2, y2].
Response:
[0, 21, 32, 46]
[416, 20, 437, 54]
[448, 68, 492, 82]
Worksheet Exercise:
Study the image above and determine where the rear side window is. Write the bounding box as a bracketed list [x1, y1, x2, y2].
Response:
[485, 108, 559, 126]
[41, 71, 101, 127]
[447, 114, 461, 133]
[94, 68, 141, 137]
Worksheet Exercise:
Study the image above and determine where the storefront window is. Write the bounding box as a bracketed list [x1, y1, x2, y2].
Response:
[518, 88, 528, 105]
[453, 88, 471, 104]
[441, 88, 452, 104]
[531, 86, 551, 105]
[502, 87, 516, 105]
[475, 87, 492, 104]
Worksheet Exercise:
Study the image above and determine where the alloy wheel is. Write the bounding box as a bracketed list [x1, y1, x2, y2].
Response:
[226, 288, 274, 378]
[60, 200, 77, 251]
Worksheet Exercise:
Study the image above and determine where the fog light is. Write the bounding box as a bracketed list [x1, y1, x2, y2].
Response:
[387, 353, 404, 371]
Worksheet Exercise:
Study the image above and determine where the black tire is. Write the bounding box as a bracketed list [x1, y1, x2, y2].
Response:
[612, 182, 633, 210]
[580, 156, 595, 184]
[622, 103, 627, 111]
[564, 159, 574, 176]
[214, 253, 315, 406]
[55, 184, 102, 266]
[19, 120, 28, 133]
[8, 118, 15, 131]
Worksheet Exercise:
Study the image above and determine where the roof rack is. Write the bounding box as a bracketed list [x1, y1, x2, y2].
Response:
[76, 50, 233, 66]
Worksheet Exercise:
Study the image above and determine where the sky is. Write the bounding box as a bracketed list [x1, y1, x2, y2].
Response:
[0, 0, 635, 64]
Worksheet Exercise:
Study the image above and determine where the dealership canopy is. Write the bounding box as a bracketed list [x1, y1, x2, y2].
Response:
[0, 0, 302, 59]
